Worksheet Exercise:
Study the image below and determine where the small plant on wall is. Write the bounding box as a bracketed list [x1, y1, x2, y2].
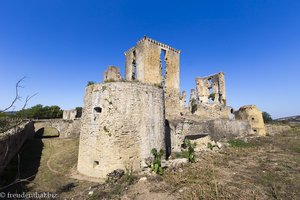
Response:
[209, 93, 215, 101]
[150, 148, 164, 175]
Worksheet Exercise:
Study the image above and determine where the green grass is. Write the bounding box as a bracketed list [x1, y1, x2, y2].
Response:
[227, 139, 253, 148]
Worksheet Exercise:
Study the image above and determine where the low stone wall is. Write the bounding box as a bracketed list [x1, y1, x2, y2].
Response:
[0, 122, 34, 174]
[169, 118, 251, 152]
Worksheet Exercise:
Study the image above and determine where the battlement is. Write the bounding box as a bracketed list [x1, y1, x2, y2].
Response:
[124, 36, 181, 55]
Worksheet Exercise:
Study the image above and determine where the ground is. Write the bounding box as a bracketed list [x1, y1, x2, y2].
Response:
[1, 123, 300, 199]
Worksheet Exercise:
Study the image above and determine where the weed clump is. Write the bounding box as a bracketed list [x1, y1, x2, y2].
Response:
[228, 139, 252, 148]
[184, 139, 196, 163]
[151, 148, 164, 175]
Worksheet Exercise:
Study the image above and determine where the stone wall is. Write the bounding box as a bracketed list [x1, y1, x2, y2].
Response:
[124, 36, 181, 118]
[168, 118, 251, 152]
[235, 105, 266, 136]
[183, 72, 229, 120]
[0, 122, 34, 174]
[196, 72, 226, 105]
[194, 104, 230, 120]
[77, 82, 165, 178]
[104, 66, 121, 82]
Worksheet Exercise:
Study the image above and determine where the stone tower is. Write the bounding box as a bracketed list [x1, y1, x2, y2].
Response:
[77, 82, 165, 178]
[124, 36, 181, 118]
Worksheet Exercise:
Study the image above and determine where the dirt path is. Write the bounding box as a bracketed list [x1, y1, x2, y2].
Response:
[45, 139, 61, 175]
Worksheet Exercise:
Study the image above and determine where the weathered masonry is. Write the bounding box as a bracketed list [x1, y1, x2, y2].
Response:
[77, 82, 165, 178]
[235, 105, 266, 136]
[196, 72, 226, 105]
[104, 66, 122, 82]
[124, 36, 181, 117]
[77, 36, 266, 179]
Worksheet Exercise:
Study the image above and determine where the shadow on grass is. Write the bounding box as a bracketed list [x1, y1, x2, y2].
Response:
[0, 137, 44, 193]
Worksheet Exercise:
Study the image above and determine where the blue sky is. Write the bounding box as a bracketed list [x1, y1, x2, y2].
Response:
[0, 0, 299, 118]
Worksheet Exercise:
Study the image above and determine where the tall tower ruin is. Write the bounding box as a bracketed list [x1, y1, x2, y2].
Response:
[124, 36, 181, 118]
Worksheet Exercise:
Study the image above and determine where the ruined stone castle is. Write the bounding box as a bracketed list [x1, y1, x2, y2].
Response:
[77, 36, 266, 178]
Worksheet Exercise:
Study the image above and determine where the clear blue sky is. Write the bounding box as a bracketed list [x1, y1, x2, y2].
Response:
[0, 0, 299, 118]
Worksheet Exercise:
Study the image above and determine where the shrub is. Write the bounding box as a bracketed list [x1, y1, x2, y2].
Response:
[87, 81, 96, 86]
[151, 148, 164, 175]
[262, 112, 272, 123]
[184, 139, 196, 163]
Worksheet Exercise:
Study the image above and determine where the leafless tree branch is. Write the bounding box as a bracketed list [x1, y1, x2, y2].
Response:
[0, 77, 26, 113]
[0, 77, 37, 113]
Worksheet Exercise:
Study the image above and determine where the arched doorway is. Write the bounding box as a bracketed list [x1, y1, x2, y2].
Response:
[35, 127, 60, 138]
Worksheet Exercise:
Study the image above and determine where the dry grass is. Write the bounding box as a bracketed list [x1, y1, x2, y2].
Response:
[2, 124, 300, 199]
[155, 124, 300, 199]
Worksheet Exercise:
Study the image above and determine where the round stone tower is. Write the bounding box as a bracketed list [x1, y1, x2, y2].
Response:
[77, 82, 165, 178]
[235, 105, 266, 136]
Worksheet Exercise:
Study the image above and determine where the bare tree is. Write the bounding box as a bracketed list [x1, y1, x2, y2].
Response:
[0, 77, 37, 133]
[0, 77, 37, 113]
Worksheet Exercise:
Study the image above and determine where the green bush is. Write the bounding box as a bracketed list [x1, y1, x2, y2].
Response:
[151, 148, 164, 175]
[87, 81, 96, 86]
[184, 139, 196, 163]
[262, 112, 272, 123]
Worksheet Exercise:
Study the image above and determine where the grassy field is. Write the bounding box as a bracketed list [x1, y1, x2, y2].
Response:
[1, 123, 299, 199]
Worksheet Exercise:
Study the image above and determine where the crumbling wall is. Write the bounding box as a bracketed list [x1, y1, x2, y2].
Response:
[196, 72, 226, 105]
[125, 36, 181, 118]
[184, 72, 228, 120]
[194, 104, 230, 120]
[168, 118, 251, 152]
[235, 105, 266, 136]
[0, 122, 34, 174]
[104, 66, 122, 82]
[63, 109, 77, 120]
[77, 82, 165, 178]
